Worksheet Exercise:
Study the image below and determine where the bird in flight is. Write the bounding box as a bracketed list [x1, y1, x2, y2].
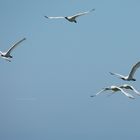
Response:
[44, 9, 95, 23]
[120, 84, 140, 96]
[109, 61, 140, 81]
[0, 38, 26, 62]
[90, 85, 135, 99]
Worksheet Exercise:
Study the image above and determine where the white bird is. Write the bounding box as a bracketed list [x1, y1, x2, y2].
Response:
[120, 84, 140, 96]
[44, 9, 95, 23]
[109, 61, 140, 81]
[90, 85, 135, 99]
[0, 38, 26, 62]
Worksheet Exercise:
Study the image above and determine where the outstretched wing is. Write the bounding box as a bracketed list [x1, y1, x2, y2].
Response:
[90, 88, 106, 97]
[128, 61, 140, 79]
[6, 38, 26, 55]
[128, 85, 140, 96]
[44, 16, 64, 19]
[117, 87, 135, 99]
[69, 8, 95, 19]
[109, 72, 124, 79]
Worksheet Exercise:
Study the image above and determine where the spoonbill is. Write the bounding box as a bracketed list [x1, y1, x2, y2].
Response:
[0, 38, 26, 62]
[120, 84, 140, 96]
[44, 9, 95, 23]
[90, 85, 135, 99]
[109, 61, 140, 81]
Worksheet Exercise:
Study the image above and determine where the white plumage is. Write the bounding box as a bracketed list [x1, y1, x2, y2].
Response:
[90, 85, 135, 99]
[44, 9, 95, 23]
[0, 38, 26, 62]
[110, 61, 140, 81]
[120, 84, 140, 96]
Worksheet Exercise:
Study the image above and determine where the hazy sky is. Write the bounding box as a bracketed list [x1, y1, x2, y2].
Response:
[1, 0, 140, 140]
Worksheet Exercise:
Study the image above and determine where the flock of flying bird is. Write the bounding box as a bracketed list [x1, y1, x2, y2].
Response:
[0, 9, 95, 62]
[1, 8, 140, 100]
[91, 61, 140, 99]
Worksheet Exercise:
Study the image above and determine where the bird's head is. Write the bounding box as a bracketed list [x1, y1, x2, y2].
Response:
[104, 87, 110, 90]
[121, 77, 126, 80]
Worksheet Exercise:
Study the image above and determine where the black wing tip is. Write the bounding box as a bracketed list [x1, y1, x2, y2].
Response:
[44, 16, 49, 18]
[136, 61, 140, 65]
[91, 8, 95, 12]
[109, 72, 114, 75]
[18, 37, 26, 42]
[90, 95, 96, 97]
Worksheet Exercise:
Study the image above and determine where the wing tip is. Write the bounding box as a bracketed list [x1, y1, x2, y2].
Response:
[44, 16, 49, 18]
[91, 8, 95, 11]
[90, 95, 96, 98]
[109, 72, 114, 75]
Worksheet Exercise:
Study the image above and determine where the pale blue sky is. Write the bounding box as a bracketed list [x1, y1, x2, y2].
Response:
[0, 0, 140, 140]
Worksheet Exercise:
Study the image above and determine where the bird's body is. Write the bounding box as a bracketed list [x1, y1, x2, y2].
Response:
[120, 84, 140, 96]
[90, 85, 135, 99]
[44, 9, 95, 23]
[65, 16, 77, 23]
[0, 38, 26, 62]
[110, 61, 140, 81]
